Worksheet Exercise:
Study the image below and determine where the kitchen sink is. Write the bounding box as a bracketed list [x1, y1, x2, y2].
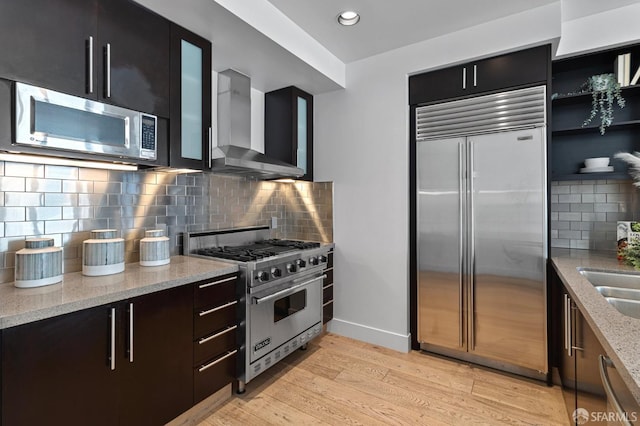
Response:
[578, 268, 640, 319]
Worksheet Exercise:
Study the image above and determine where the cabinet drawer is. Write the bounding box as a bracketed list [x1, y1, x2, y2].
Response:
[323, 300, 333, 324]
[194, 274, 238, 310]
[323, 283, 334, 304]
[324, 268, 333, 285]
[194, 349, 237, 404]
[194, 300, 237, 339]
[194, 325, 237, 365]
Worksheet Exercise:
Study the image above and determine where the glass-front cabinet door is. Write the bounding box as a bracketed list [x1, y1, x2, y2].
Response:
[169, 24, 211, 170]
[265, 86, 314, 181]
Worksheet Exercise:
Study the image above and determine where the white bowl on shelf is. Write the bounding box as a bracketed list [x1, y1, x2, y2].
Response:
[584, 157, 610, 168]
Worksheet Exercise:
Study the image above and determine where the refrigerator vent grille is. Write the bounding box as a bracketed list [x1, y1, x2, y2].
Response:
[415, 86, 546, 141]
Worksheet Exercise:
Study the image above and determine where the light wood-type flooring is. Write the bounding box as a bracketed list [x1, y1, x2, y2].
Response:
[199, 333, 569, 425]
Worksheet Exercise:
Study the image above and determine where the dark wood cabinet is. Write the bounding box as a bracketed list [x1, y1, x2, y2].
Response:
[0, 0, 97, 99]
[0, 0, 170, 117]
[409, 45, 550, 105]
[169, 24, 212, 170]
[118, 285, 193, 426]
[551, 43, 640, 181]
[97, 0, 170, 118]
[192, 273, 241, 403]
[2, 304, 119, 426]
[2, 285, 194, 426]
[560, 290, 607, 425]
[265, 86, 314, 181]
[323, 250, 334, 324]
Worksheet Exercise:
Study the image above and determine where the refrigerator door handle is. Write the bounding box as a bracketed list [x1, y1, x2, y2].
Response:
[458, 141, 465, 348]
[468, 140, 476, 350]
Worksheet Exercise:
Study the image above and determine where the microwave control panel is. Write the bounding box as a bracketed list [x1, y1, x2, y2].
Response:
[140, 114, 157, 159]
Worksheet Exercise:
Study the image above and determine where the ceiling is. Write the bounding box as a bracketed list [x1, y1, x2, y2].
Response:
[265, 0, 558, 63]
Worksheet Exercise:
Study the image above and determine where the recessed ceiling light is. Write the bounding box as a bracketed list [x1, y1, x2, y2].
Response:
[337, 10, 360, 26]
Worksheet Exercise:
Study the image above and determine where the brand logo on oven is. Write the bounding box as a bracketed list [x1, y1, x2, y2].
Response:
[254, 337, 271, 352]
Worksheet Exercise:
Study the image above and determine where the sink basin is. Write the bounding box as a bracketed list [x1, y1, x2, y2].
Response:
[579, 269, 640, 290]
[578, 268, 640, 319]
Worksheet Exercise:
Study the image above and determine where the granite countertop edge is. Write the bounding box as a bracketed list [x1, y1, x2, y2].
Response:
[551, 248, 640, 403]
[0, 255, 239, 330]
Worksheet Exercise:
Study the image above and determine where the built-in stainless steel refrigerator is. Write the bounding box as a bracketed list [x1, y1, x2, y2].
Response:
[416, 86, 548, 379]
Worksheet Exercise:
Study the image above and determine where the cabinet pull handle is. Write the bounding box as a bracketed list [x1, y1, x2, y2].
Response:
[458, 141, 465, 349]
[322, 300, 333, 307]
[198, 349, 237, 373]
[473, 65, 477, 87]
[110, 307, 116, 371]
[517, 135, 533, 141]
[198, 325, 237, 345]
[128, 302, 134, 363]
[199, 300, 237, 317]
[462, 67, 467, 89]
[208, 127, 213, 169]
[198, 276, 236, 289]
[322, 283, 334, 290]
[87, 36, 94, 94]
[599, 355, 632, 426]
[105, 43, 111, 98]
[563, 294, 569, 354]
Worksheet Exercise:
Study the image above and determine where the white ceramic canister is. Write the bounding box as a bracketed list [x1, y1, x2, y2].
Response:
[139, 229, 170, 267]
[14, 238, 63, 288]
[82, 229, 125, 276]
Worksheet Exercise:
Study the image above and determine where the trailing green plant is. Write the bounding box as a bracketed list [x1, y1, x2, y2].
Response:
[621, 239, 640, 269]
[582, 73, 625, 135]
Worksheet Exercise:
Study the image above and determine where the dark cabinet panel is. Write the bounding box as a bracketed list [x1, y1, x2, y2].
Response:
[118, 285, 193, 426]
[97, 0, 170, 117]
[169, 24, 212, 170]
[265, 86, 314, 181]
[2, 305, 118, 426]
[409, 45, 550, 105]
[2, 284, 195, 426]
[0, 0, 97, 98]
[0, 0, 170, 117]
[322, 250, 334, 324]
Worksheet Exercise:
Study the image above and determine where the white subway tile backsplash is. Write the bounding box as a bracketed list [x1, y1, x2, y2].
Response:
[5, 162, 44, 178]
[26, 178, 62, 193]
[571, 184, 594, 194]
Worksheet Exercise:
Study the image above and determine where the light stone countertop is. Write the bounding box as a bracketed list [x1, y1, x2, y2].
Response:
[551, 248, 640, 403]
[0, 255, 238, 330]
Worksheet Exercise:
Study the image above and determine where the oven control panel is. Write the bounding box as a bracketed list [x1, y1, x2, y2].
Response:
[252, 254, 329, 285]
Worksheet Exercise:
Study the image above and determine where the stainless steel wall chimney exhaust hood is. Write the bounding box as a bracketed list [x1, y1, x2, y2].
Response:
[211, 70, 304, 179]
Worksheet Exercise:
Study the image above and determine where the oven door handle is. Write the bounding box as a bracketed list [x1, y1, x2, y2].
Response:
[253, 274, 326, 305]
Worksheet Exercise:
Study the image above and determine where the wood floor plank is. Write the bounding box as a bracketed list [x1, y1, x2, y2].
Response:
[198, 333, 569, 426]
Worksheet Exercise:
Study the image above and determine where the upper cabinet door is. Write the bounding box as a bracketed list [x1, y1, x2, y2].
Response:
[169, 24, 212, 170]
[0, 0, 98, 98]
[409, 45, 550, 105]
[97, 0, 171, 117]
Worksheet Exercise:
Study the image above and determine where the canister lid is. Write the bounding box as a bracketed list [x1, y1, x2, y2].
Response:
[90, 229, 118, 239]
[24, 238, 55, 249]
[144, 229, 165, 238]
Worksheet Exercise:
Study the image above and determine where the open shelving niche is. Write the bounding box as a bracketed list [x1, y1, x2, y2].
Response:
[551, 44, 640, 181]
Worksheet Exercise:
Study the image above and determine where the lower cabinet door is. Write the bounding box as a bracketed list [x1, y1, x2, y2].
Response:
[194, 350, 237, 404]
[2, 305, 119, 426]
[118, 285, 193, 426]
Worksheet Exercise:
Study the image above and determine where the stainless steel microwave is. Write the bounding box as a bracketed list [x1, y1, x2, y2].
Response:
[15, 82, 157, 161]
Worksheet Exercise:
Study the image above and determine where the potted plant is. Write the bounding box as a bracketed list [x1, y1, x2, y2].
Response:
[582, 73, 625, 135]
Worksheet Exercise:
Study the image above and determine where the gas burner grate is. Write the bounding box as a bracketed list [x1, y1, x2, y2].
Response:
[260, 239, 321, 250]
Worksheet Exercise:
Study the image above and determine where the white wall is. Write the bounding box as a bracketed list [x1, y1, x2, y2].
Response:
[314, 3, 562, 352]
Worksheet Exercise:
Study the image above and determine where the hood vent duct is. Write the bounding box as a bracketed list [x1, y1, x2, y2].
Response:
[210, 69, 304, 179]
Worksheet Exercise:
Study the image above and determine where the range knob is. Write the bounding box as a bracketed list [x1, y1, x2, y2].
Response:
[309, 256, 318, 266]
[319, 255, 328, 263]
[286, 263, 296, 273]
[256, 271, 269, 282]
[271, 267, 282, 278]
[296, 259, 306, 268]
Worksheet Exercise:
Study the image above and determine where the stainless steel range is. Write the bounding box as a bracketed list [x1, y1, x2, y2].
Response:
[185, 226, 330, 392]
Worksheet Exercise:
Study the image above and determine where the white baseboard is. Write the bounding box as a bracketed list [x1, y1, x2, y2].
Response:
[326, 318, 411, 353]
